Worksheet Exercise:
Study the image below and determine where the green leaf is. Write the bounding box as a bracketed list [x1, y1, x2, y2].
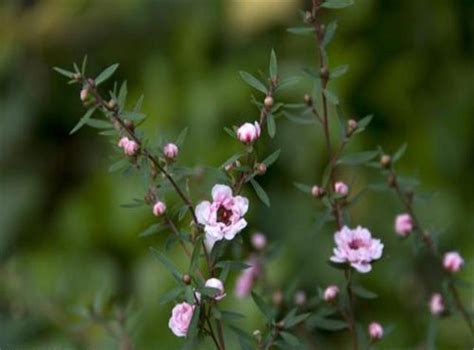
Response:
[215, 260, 250, 271]
[392, 143, 407, 163]
[220, 310, 246, 321]
[280, 332, 302, 347]
[81, 55, 88, 75]
[224, 126, 237, 139]
[266, 113, 276, 138]
[294, 182, 312, 194]
[269, 49, 278, 78]
[276, 77, 301, 91]
[86, 118, 111, 129]
[70, 106, 98, 135]
[330, 64, 349, 79]
[118, 81, 128, 109]
[322, 21, 338, 47]
[287, 27, 315, 35]
[53, 67, 75, 79]
[220, 152, 243, 169]
[160, 286, 184, 305]
[284, 312, 311, 329]
[133, 94, 144, 112]
[337, 151, 378, 165]
[262, 149, 281, 167]
[108, 158, 129, 173]
[239, 71, 268, 94]
[307, 315, 348, 331]
[150, 247, 182, 282]
[189, 240, 202, 274]
[187, 305, 201, 339]
[323, 89, 339, 105]
[283, 111, 316, 125]
[176, 127, 188, 146]
[321, 0, 354, 9]
[352, 285, 378, 299]
[139, 223, 167, 237]
[122, 111, 146, 122]
[250, 179, 270, 207]
[95, 63, 119, 86]
[353, 114, 373, 134]
[251, 292, 274, 321]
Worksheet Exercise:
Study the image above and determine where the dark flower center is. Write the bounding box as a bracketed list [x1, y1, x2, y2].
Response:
[348, 239, 364, 250]
[217, 206, 233, 226]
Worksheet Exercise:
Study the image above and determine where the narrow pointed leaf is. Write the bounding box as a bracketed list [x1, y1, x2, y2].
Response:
[250, 179, 270, 207]
[95, 63, 119, 86]
[239, 71, 268, 94]
[70, 106, 98, 134]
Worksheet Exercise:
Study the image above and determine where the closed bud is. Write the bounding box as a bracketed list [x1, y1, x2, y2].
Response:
[153, 200, 167, 217]
[73, 73, 81, 81]
[304, 11, 314, 24]
[182, 274, 192, 285]
[304, 94, 312, 106]
[80, 88, 88, 102]
[276, 320, 285, 330]
[311, 185, 325, 198]
[87, 78, 95, 87]
[224, 163, 234, 172]
[380, 154, 391, 168]
[264, 96, 274, 109]
[108, 99, 117, 110]
[346, 119, 358, 136]
[256, 163, 267, 175]
[164, 143, 179, 159]
[252, 330, 262, 342]
[324, 285, 339, 302]
[320, 66, 329, 80]
[368, 322, 383, 341]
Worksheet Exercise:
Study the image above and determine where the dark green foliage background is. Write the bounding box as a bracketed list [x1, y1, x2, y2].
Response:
[0, 0, 472, 348]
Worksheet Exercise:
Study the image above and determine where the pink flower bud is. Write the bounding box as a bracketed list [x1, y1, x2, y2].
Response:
[429, 293, 444, 316]
[368, 322, 383, 341]
[80, 88, 88, 102]
[294, 290, 307, 306]
[164, 143, 179, 159]
[334, 181, 348, 196]
[311, 185, 325, 198]
[153, 201, 166, 217]
[237, 121, 261, 144]
[168, 302, 195, 337]
[324, 285, 339, 302]
[394, 213, 413, 237]
[251, 233, 267, 250]
[205, 278, 226, 301]
[118, 137, 139, 156]
[443, 251, 464, 273]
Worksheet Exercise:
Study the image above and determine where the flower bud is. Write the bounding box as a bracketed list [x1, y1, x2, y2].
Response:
[107, 99, 117, 110]
[294, 290, 306, 306]
[73, 73, 81, 81]
[182, 274, 192, 285]
[320, 66, 329, 80]
[272, 290, 283, 306]
[256, 163, 267, 175]
[205, 278, 226, 301]
[252, 330, 262, 342]
[80, 88, 89, 102]
[324, 285, 339, 302]
[304, 11, 314, 24]
[311, 185, 325, 198]
[380, 154, 391, 168]
[118, 137, 139, 156]
[276, 320, 285, 330]
[394, 213, 413, 237]
[334, 181, 349, 196]
[237, 122, 261, 144]
[346, 119, 358, 136]
[304, 94, 312, 106]
[368, 322, 383, 341]
[164, 143, 179, 159]
[152, 200, 167, 217]
[443, 251, 464, 273]
[429, 293, 444, 316]
[251, 233, 267, 250]
[264, 96, 274, 109]
[224, 163, 234, 172]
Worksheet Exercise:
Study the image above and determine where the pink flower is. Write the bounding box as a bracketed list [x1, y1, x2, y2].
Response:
[153, 201, 166, 217]
[237, 122, 261, 144]
[168, 302, 195, 337]
[164, 143, 179, 159]
[368, 322, 383, 340]
[294, 290, 307, 306]
[205, 278, 226, 301]
[195, 184, 249, 251]
[118, 137, 139, 156]
[394, 213, 412, 237]
[251, 232, 267, 250]
[330, 226, 383, 273]
[334, 181, 349, 196]
[311, 185, 325, 198]
[429, 293, 444, 316]
[443, 251, 464, 273]
[323, 285, 339, 302]
[235, 256, 262, 298]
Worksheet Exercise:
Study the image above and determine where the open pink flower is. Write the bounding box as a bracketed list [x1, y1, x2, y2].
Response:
[394, 213, 412, 237]
[168, 302, 195, 337]
[195, 184, 249, 250]
[443, 251, 464, 273]
[330, 226, 383, 273]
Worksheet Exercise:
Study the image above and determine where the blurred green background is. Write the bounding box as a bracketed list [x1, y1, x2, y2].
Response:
[1, 0, 473, 349]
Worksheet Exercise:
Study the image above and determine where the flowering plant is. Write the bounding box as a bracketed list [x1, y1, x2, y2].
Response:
[52, 0, 472, 348]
